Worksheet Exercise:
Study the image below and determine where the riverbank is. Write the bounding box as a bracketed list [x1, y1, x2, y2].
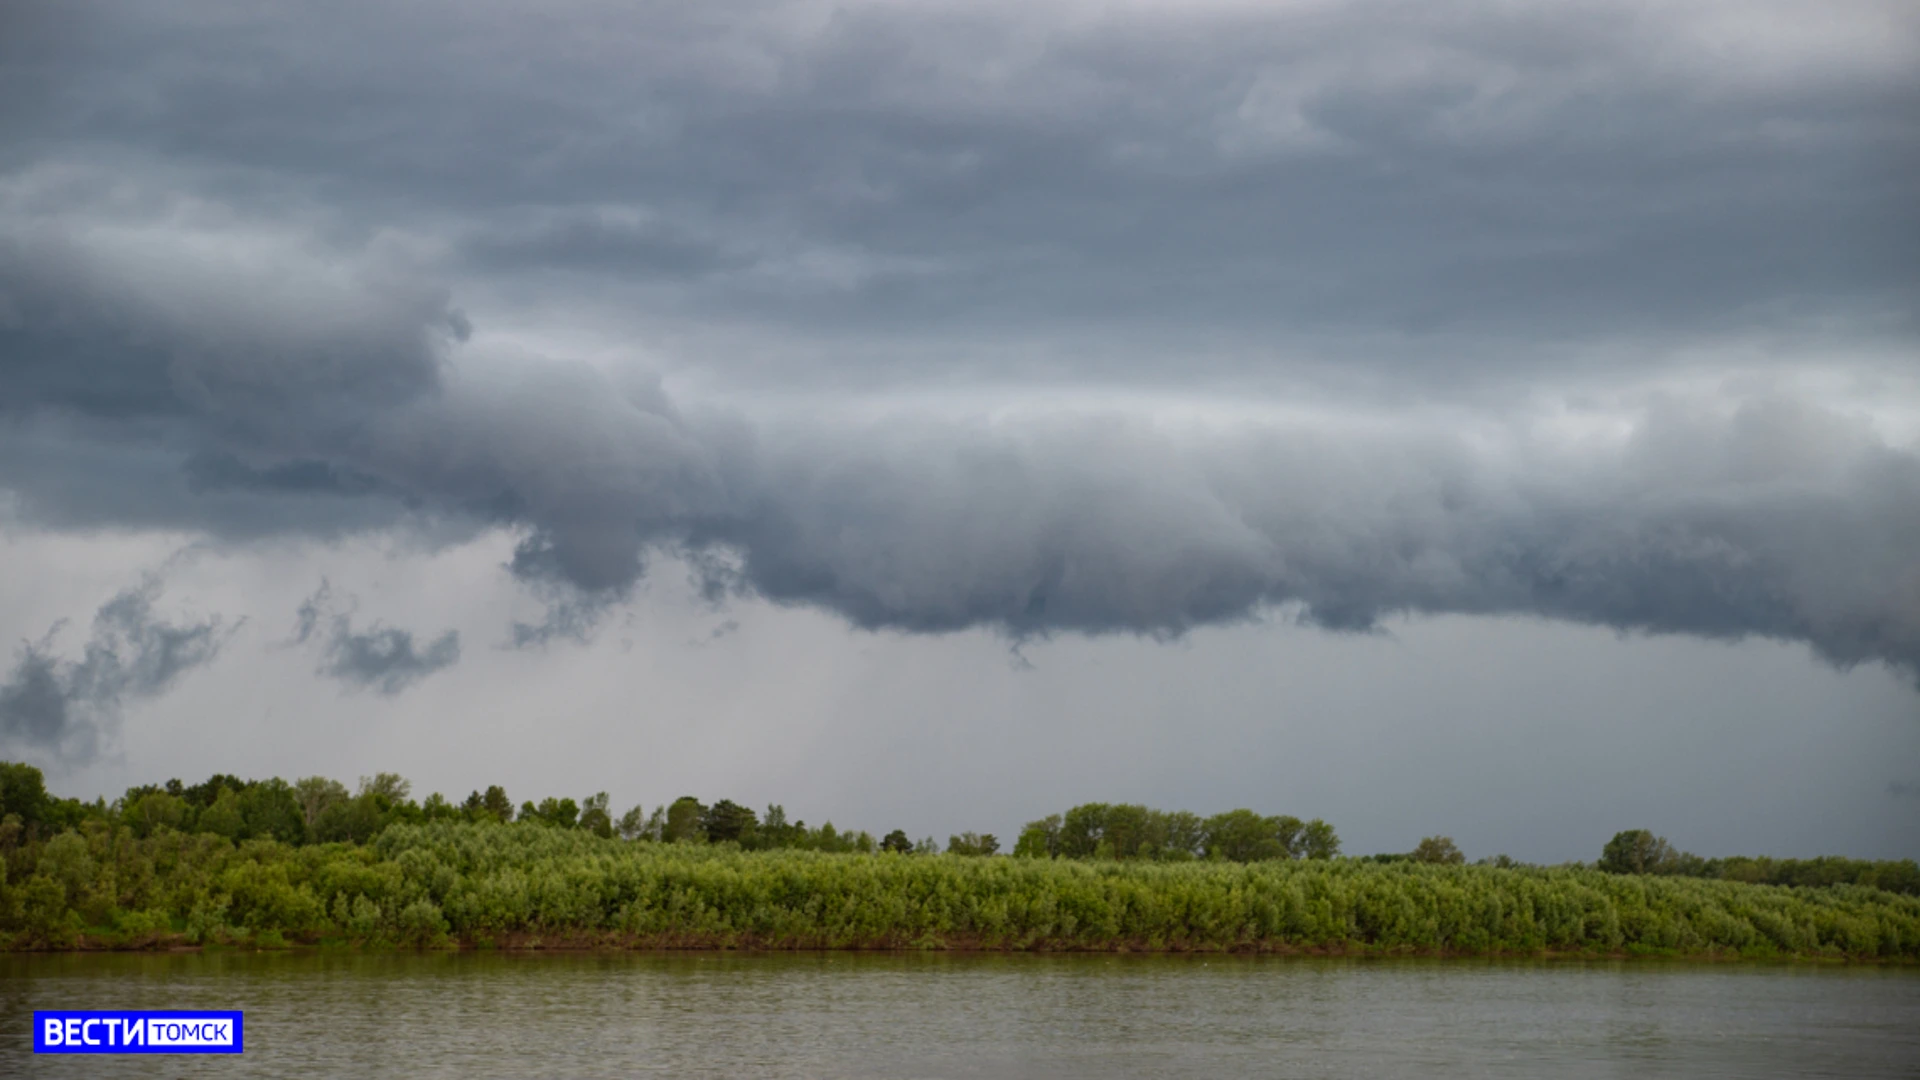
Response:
[6, 823, 1916, 959]
[17, 934, 1918, 963]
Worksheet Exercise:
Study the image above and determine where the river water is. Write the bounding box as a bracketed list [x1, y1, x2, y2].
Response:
[3, 952, 1916, 1078]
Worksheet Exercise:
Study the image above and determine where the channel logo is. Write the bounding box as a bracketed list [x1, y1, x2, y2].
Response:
[34, 1010, 244, 1055]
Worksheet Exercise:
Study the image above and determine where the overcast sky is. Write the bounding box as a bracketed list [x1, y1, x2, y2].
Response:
[1, 0, 1916, 861]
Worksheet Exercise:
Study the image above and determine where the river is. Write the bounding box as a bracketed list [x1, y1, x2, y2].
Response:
[4, 952, 1916, 1077]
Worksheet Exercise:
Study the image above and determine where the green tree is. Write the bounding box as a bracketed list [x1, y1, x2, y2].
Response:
[358, 773, 412, 805]
[948, 831, 999, 856]
[1598, 829, 1677, 875]
[0, 762, 53, 830]
[1160, 811, 1206, 860]
[421, 793, 460, 822]
[1013, 815, 1061, 858]
[881, 829, 912, 853]
[240, 779, 307, 843]
[1202, 809, 1287, 862]
[1300, 818, 1340, 860]
[579, 793, 613, 838]
[311, 793, 387, 844]
[1270, 815, 1307, 858]
[123, 792, 187, 838]
[197, 788, 247, 840]
[664, 796, 705, 843]
[616, 804, 653, 841]
[755, 805, 797, 849]
[1058, 803, 1110, 858]
[522, 797, 580, 828]
[701, 800, 757, 845]
[292, 777, 349, 829]
[1411, 836, 1466, 864]
[1100, 804, 1153, 859]
[178, 774, 245, 811]
[37, 831, 98, 915]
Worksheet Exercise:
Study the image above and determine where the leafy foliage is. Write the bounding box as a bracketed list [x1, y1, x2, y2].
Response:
[700, 800, 757, 845]
[0, 821, 1912, 958]
[1015, 803, 1339, 863]
[1597, 830, 1919, 894]
[1412, 837, 1467, 865]
[947, 832, 1000, 856]
[1600, 830, 1675, 875]
[0, 762, 1911, 956]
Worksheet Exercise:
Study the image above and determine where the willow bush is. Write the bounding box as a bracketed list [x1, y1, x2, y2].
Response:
[2, 821, 1914, 958]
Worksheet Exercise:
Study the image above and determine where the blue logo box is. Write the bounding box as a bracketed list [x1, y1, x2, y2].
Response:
[34, 1010, 244, 1054]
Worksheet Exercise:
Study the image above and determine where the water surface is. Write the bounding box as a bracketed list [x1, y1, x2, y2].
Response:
[3, 952, 1915, 1078]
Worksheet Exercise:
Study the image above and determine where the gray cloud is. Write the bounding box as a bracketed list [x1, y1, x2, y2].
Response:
[461, 208, 740, 280]
[0, 212, 456, 419]
[6, 236, 1916, 684]
[2, 0, 1913, 392]
[0, 577, 233, 760]
[294, 582, 461, 695]
[716, 400, 1920, 679]
[0, 0, 1916, 698]
[508, 590, 625, 650]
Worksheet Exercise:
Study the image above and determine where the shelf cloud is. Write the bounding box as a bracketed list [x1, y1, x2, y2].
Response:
[2, 208, 1915, 683]
[0, 0, 1916, 780]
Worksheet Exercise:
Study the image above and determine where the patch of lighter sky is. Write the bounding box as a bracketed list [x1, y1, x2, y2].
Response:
[5, 526, 1915, 864]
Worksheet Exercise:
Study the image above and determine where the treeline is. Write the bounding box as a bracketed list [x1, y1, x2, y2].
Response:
[1, 821, 1915, 959]
[2, 763, 1918, 958]
[1355, 832, 1920, 897]
[1597, 829, 1920, 896]
[1013, 804, 1339, 862]
[0, 763, 880, 854]
[2, 765, 1344, 865]
[4, 761, 1914, 905]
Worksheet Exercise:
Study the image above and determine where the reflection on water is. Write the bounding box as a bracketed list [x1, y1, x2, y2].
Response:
[3, 952, 1916, 1078]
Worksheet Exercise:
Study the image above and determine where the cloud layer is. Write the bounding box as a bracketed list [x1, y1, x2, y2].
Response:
[0, 577, 233, 759]
[293, 582, 461, 695]
[1, 205, 1915, 683]
[4, 0, 1914, 384]
[1, 0, 1917, 713]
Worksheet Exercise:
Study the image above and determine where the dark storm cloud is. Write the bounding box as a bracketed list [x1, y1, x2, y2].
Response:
[0, 578, 233, 760]
[0, 204, 470, 540]
[0, 1, 1917, 688]
[462, 209, 740, 279]
[293, 582, 461, 695]
[0, 415, 433, 542]
[0, 203, 462, 430]
[3, 0, 1915, 385]
[504, 559, 631, 649]
[183, 453, 390, 500]
[714, 402, 1920, 679]
[9, 226, 1916, 685]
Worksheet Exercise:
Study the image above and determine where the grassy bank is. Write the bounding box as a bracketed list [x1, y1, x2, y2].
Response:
[3, 822, 1916, 959]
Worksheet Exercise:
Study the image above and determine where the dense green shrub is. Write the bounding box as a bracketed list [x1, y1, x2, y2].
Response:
[0, 762, 1911, 956]
[1598, 830, 1920, 895]
[0, 821, 1912, 958]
